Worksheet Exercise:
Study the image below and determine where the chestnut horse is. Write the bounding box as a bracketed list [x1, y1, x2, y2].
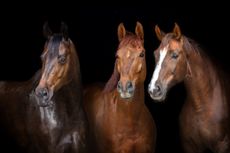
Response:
[148, 23, 230, 153]
[0, 22, 89, 153]
[84, 22, 156, 153]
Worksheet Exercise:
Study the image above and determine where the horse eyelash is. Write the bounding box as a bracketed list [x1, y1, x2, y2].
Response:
[139, 51, 145, 57]
[58, 54, 67, 65]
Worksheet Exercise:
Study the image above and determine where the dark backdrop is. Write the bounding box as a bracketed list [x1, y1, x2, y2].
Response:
[0, 3, 229, 153]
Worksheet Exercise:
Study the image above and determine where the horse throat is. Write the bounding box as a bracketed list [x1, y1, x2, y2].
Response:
[39, 104, 57, 131]
[110, 83, 145, 119]
[133, 83, 145, 102]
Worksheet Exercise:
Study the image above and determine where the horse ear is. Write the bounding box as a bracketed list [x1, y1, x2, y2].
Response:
[155, 25, 165, 41]
[173, 23, 181, 39]
[43, 22, 52, 39]
[135, 21, 144, 41]
[60, 22, 68, 40]
[118, 23, 126, 42]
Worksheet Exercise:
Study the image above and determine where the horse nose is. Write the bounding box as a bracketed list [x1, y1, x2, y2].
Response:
[148, 84, 153, 95]
[152, 83, 163, 97]
[40, 88, 48, 97]
[117, 81, 123, 92]
[36, 87, 49, 99]
[126, 81, 134, 92]
[117, 81, 134, 93]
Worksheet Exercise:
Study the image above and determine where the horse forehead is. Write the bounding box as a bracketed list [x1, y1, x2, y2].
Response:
[59, 41, 69, 54]
[167, 40, 181, 50]
[46, 40, 59, 51]
[118, 45, 142, 56]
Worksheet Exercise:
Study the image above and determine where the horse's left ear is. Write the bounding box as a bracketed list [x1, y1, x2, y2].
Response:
[155, 25, 165, 41]
[135, 21, 144, 41]
[43, 22, 52, 39]
[60, 22, 68, 40]
[173, 23, 182, 39]
[118, 23, 126, 42]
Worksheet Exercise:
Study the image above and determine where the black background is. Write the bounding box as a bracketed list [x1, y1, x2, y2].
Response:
[0, 2, 229, 153]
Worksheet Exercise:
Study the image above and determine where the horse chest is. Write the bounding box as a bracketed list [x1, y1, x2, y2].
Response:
[97, 122, 139, 152]
[39, 105, 58, 131]
[29, 94, 58, 132]
[99, 114, 139, 142]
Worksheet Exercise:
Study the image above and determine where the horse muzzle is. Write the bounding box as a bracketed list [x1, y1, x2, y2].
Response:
[35, 87, 54, 107]
[148, 83, 166, 102]
[117, 81, 135, 99]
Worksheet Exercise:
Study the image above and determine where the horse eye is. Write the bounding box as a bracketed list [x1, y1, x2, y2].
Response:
[139, 52, 145, 57]
[58, 55, 66, 64]
[171, 52, 178, 59]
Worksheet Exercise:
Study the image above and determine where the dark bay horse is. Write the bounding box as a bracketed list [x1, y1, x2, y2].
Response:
[148, 23, 230, 153]
[0, 22, 89, 153]
[84, 22, 156, 153]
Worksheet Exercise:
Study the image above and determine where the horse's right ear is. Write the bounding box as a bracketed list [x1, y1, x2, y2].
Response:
[155, 25, 165, 41]
[135, 21, 144, 41]
[173, 23, 181, 39]
[43, 22, 52, 39]
[118, 23, 126, 42]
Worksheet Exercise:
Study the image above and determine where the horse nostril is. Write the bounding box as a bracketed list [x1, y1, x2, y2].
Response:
[126, 81, 134, 92]
[41, 89, 48, 97]
[148, 86, 153, 95]
[37, 88, 49, 98]
[155, 84, 160, 92]
[117, 81, 122, 91]
[153, 84, 162, 97]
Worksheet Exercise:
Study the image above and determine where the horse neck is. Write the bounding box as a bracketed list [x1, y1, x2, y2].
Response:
[184, 51, 223, 110]
[54, 53, 83, 116]
[62, 72, 82, 103]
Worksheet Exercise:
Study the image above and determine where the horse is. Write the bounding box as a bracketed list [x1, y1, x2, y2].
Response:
[148, 23, 230, 153]
[0, 22, 89, 153]
[83, 22, 156, 153]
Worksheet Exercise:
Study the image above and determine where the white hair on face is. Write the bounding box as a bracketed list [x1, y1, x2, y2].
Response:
[148, 45, 168, 91]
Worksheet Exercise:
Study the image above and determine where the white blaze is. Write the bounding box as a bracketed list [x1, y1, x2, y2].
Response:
[149, 46, 168, 91]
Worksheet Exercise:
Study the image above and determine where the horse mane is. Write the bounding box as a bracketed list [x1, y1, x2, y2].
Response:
[69, 39, 82, 83]
[182, 35, 230, 100]
[103, 61, 120, 93]
[103, 32, 142, 93]
[30, 70, 42, 88]
[182, 35, 218, 73]
[182, 35, 202, 56]
[118, 32, 143, 49]
[182, 35, 216, 79]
